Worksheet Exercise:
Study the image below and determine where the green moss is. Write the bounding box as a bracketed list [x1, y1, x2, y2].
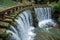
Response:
[58, 16, 60, 22]
[31, 8, 38, 27]
[0, 0, 17, 8]
[28, 7, 34, 11]
[52, 0, 60, 12]
[8, 32, 12, 36]
[22, 0, 30, 5]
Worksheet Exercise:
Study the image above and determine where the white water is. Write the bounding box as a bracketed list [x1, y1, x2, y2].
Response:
[6, 10, 36, 40]
[38, 19, 56, 28]
[6, 7, 57, 40]
[34, 7, 58, 40]
[34, 7, 51, 21]
[34, 7, 56, 28]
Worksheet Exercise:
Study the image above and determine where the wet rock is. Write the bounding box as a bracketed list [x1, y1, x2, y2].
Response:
[4, 15, 14, 19]
[31, 9, 38, 27]
[0, 28, 6, 38]
[0, 21, 10, 28]
[3, 18, 13, 23]
[55, 23, 60, 29]
[10, 13, 17, 17]
[11, 22, 17, 27]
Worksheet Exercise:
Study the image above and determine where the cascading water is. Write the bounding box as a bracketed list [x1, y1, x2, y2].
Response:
[34, 7, 51, 21]
[34, 7, 60, 40]
[6, 10, 36, 40]
[6, 7, 60, 40]
[34, 7, 56, 28]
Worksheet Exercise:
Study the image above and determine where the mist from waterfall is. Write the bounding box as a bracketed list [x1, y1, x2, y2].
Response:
[6, 10, 36, 40]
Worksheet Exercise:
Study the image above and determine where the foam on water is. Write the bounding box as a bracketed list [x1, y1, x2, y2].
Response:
[38, 19, 56, 28]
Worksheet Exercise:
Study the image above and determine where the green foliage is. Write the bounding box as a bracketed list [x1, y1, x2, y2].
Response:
[35, 0, 41, 4]
[22, 0, 30, 5]
[52, 0, 60, 12]
[58, 16, 60, 22]
[0, 0, 17, 7]
[51, 0, 60, 22]
[44, 0, 48, 4]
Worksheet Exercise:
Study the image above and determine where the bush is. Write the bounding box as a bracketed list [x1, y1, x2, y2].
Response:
[52, 0, 60, 22]
[58, 16, 60, 22]
[44, 0, 48, 4]
[52, 0, 60, 12]
[34, 0, 41, 4]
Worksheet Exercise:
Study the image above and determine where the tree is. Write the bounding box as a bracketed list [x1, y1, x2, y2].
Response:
[52, 0, 60, 22]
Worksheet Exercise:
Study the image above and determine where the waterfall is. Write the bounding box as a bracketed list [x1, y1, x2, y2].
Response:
[34, 7, 56, 28]
[6, 7, 60, 40]
[34, 7, 51, 21]
[6, 10, 36, 40]
[34, 7, 60, 40]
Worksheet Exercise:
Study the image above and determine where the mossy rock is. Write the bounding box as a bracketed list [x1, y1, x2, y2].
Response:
[3, 18, 13, 23]
[0, 28, 6, 38]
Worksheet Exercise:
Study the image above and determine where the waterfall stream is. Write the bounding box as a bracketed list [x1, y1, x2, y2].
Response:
[34, 7, 51, 21]
[34, 7, 56, 28]
[6, 10, 36, 40]
[6, 7, 60, 40]
[34, 7, 60, 40]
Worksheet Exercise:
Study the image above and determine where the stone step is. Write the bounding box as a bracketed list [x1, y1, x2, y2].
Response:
[9, 13, 18, 17]
[0, 21, 10, 28]
[4, 15, 14, 19]
[3, 18, 13, 22]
